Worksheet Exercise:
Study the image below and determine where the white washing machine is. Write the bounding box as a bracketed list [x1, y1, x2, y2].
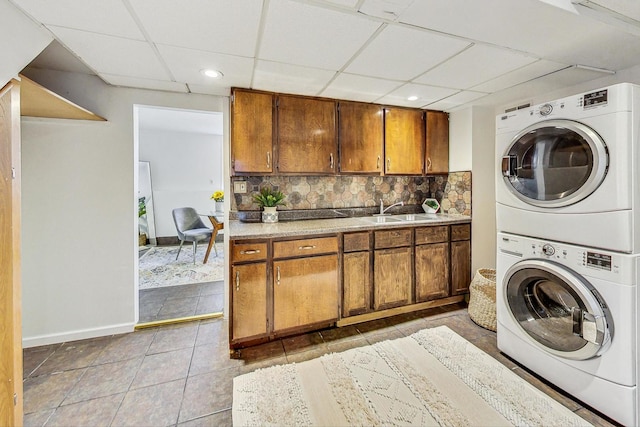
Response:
[496, 83, 640, 253]
[497, 232, 638, 426]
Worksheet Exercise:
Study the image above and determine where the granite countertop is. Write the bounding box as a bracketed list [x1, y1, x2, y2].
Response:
[229, 213, 471, 240]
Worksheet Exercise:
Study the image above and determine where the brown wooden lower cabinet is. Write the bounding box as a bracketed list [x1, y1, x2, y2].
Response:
[231, 262, 268, 341]
[342, 251, 371, 317]
[415, 242, 450, 302]
[273, 254, 338, 332]
[374, 247, 412, 310]
[451, 240, 471, 295]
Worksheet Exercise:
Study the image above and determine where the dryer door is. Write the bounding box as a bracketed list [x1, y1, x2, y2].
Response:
[501, 119, 608, 208]
[504, 259, 612, 360]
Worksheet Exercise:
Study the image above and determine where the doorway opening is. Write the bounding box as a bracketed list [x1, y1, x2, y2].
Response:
[134, 104, 225, 327]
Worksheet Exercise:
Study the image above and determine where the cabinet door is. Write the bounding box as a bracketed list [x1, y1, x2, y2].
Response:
[342, 251, 371, 317]
[384, 108, 424, 175]
[451, 240, 471, 295]
[426, 111, 449, 174]
[339, 101, 383, 174]
[277, 96, 337, 174]
[231, 263, 268, 341]
[231, 89, 273, 174]
[415, 243, 450, 302]
[374, 247, 412, 310]
[273, 255, 338, 331]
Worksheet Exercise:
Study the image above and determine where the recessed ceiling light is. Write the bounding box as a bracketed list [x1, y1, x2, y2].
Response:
[407, 95, 418, 101]
[201, 69, 223, 79]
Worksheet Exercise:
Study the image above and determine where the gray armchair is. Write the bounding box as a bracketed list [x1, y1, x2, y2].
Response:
[172, 207, 212, 264]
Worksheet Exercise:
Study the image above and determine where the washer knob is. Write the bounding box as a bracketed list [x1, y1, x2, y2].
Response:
[542, 244, 555, 256]
[540, 104, 553, 116]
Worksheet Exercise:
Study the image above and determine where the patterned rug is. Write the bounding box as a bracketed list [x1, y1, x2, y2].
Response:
[138, 244, 224, 290]
[233, 326, 592, 427]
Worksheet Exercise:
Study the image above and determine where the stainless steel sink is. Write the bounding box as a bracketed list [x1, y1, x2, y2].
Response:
[393, 213, 440, 222]
[358, 216, 404, 224]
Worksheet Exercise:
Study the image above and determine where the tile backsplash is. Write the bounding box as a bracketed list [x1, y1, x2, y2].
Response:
[232, 171, 471, 216]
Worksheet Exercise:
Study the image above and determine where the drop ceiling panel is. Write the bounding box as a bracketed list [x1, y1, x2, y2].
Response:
[253, 60, 336, 96]
[358, 0, 415, 21]
[259, 0, 381, 70]
[129, 0, 263, 57]
[13, 0, 144, 39]
[414, 45, 538, 89]
[375, 83, 458, 107]
[49, 26, 170, 80]
[472, 60, 568, 93]
[423, 90, 487, 109]
[157, 44, 254, 89]
[320, 73, 402, 102]
[345, 25, 471, 81]
[186, 83, 231, 96]
[100, 73, 188, 93]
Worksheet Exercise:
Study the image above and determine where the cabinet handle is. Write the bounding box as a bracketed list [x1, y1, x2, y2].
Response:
[240, 249, 260, 255]
[298, 245, 316, 250]
[377, 155, 380, 169]
[267, 152, 271, 168]
[330, 153, 334, 169]
[427, 157, 432, 171]
[387, 158, 391, 171]
[276, 266, 281, 285]
[235, 271, 240, 291]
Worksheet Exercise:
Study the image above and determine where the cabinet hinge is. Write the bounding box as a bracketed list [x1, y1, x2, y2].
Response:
[230, 93, 234, 104]
[13, 393, 17, 406]
[11, 167, 16, 179]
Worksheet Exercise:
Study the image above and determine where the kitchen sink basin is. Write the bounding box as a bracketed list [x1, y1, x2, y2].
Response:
[358, 216, 404, 224]
[393, 213, 440, 222]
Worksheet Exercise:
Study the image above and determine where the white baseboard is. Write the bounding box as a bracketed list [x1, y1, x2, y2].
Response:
[22, 322, 136, 348]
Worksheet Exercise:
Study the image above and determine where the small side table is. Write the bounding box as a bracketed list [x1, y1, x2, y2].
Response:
[203, 213, 224, 264]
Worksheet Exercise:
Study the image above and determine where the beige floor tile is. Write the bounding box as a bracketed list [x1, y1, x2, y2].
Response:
[178, 409, 232, 427]
[130, 348, 192, 389]
[178, 370, 236, 422]
[111, 379, 185, 427]
[147, 322, 198, 355]
[93, 328, 156, 364]
[46, 393, 124, 426]
[189, 343, 242, 376]
[23, 370, 85, 414]
[31, 337, 111, 376]
[23, 409, 54, 427]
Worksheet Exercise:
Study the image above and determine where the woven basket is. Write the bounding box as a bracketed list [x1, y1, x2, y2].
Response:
[468, 268, 497, 332]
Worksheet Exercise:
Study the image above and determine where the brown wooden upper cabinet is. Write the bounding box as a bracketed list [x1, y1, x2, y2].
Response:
[231, 89, 274, 174]
[277, 95, 337, 174]
[338, 101, 384, 174]
[426, 111, 449, 174]
[384, 107, 425, 175]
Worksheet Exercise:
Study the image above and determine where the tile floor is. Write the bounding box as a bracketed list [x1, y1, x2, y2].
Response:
[22, 303, 619, 427]
[138, 281, 224, 324]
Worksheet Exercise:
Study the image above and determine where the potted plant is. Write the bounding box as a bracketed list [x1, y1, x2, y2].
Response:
[252, 186, 286, 223]
[211, 190, 224, 212]
[422, 198, 441, 214]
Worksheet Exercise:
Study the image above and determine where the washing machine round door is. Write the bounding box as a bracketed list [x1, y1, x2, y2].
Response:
[504, 260, 613, 360]
[501, 119, 608, 208]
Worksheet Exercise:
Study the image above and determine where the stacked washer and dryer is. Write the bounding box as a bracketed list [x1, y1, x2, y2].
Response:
[495, 83, 640, 426]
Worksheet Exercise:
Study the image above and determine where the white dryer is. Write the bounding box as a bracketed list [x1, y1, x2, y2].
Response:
[496, 83, 640, 252]
[497, 232, 638, 426]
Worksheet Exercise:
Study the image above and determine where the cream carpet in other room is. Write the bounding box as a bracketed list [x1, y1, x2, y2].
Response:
[139, 245, 224, 289]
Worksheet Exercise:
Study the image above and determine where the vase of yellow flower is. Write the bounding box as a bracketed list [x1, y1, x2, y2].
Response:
[211, 190, 224, 212]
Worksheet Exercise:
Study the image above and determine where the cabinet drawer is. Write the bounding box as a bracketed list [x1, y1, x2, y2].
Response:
[374, 229, 412, 249]
[451, 224, 471, 241]
[343, 232, 370, 252]
[415, 226, 449, 245]
[273, 236, 338, 259]
[231, 241, 268, 263]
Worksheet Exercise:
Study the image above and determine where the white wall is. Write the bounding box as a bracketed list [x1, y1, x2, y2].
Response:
[20, 69, 225, 347]
[139, 128, 223, 237]
[448, 108, 472, 172]
[0, 1, 51, 88]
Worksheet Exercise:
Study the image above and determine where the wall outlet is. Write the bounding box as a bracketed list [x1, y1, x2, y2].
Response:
[234, 181, 247, 193]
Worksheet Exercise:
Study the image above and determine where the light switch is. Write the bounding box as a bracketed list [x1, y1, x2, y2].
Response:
[234, 181, 247, 193]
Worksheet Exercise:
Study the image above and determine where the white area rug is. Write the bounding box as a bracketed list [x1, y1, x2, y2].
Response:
[138, 245, 224, 290]
[233, 326, 592, 427]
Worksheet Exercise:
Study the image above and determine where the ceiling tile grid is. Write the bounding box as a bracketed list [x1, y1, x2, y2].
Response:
[11, 0, 640, 111]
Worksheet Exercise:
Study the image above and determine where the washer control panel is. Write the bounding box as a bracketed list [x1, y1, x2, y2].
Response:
[497, 233, 638, 283]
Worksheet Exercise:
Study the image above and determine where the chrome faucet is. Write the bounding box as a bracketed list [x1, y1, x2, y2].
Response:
[377, 199, 404, 215]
